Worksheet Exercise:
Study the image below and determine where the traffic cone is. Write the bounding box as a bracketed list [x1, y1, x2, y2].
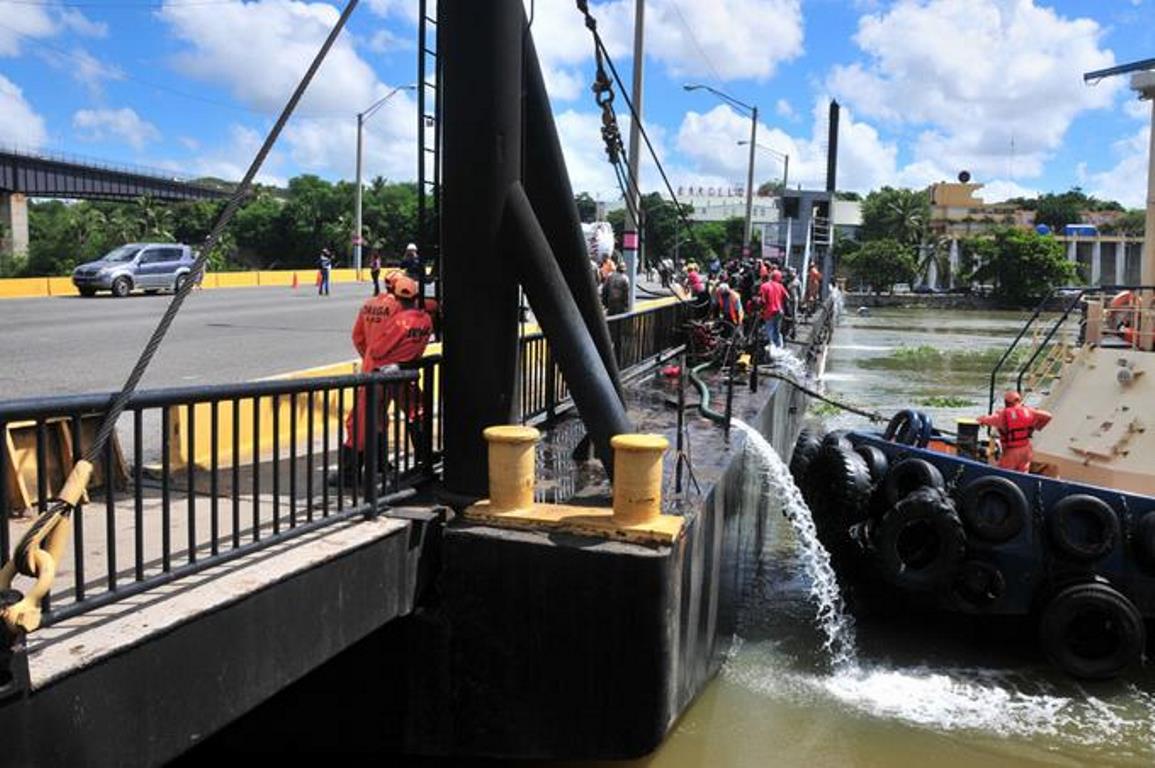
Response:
[292, 271, 299, 290]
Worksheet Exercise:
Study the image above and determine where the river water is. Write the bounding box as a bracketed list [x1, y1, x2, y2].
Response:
[627, 307, 1155, 768]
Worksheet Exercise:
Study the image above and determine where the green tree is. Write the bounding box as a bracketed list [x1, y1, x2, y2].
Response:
[860, 187, 929, 246]
[757, 180, 784, 197]
[1101, 209, 1145, 237]
[841, 238, 917, 294]
[966, 227, 1076, 304]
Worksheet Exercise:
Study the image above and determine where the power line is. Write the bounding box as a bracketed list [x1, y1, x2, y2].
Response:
[667, 0, 725, 85]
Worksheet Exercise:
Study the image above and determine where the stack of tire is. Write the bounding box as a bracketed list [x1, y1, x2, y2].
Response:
[787, 428, 1147, 679]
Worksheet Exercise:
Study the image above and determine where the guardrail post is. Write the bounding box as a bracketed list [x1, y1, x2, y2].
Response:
[544, 344, 557, 424]
[364, 379, 380, 518]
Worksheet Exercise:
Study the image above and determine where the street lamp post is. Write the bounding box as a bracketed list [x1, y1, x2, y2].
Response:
[737, 140, 789, 190]
[355, 84, 416, 277]
[684, 84, 758, 255]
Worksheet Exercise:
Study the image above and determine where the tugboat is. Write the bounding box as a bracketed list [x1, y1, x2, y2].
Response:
[793, 291, 1155, 680]
[792, 60, 1155, 681]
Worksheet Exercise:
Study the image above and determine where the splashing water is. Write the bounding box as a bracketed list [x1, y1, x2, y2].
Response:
[830, 285, 845, 321]
[763, 345, 809, 382]
[730, 419, 856, 667]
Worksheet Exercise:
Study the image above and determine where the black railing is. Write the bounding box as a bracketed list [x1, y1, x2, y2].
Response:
[519, 299, 686, 424]
[0, 363, 440, 627]
[987, 285, 1155, 412]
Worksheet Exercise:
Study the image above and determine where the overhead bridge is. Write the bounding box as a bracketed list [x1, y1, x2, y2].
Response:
[0, 147, 230, 259]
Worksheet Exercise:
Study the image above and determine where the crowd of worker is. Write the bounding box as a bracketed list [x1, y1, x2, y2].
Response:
[679, 254, 825, 356]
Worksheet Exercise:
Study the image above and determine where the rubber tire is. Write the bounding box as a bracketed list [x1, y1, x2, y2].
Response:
[958, 475, 1028, 544]
[883, 410, 921, 445]
[874, 487, 966, 591]
[1135, 512, 1155, 572]
[789, 428, 823, 484]
[801, 444, 873, 537]
[78, 287, 96, 297]
[111, 276, 132, 298]
[822, 430, 853, 453]
[953, 560, 1006, 608]
[884, 457, 945, 507]
[174, 274, 188, 293]
[1049, 494, 1119, 562]
[854, 444, 889, 484]
[1039, 582, 1145, 680]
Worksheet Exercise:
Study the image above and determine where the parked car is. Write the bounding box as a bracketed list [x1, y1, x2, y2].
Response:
[72, 243, 197, 298]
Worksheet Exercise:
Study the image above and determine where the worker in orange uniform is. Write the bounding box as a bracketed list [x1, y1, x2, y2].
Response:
[333, 276, 433, 486]
[805, 264, 823, 310]
[977, 391, 1053, 473]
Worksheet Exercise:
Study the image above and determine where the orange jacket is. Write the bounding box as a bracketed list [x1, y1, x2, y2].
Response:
[978, 405, 1052, 449]
[361, 307, 433, 371]
[352, 293, 401, 357]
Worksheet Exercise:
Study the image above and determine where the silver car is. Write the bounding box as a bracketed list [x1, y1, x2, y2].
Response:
[72, 243, 197, 298]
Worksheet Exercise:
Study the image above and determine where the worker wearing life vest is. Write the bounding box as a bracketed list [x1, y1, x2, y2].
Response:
[334, 276, 433, 485]
[805, 264, 822, 308]
[713, 283, 744, 328]
[977, 391, 1053, 472]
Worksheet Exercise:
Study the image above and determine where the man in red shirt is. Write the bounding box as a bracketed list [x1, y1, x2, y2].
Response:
[977, 391, 1053, 472]
[759, 270, 789, 348]
[335, 276, 433, 486]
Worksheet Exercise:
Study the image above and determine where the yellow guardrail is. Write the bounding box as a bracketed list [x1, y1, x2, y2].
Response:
[0, 267, 381, 299]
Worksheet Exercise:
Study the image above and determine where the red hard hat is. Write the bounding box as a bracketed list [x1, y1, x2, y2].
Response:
[1004, 390, 1022, 406]
[771, 270, 783, 283]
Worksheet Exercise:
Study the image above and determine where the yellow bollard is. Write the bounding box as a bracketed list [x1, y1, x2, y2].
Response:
[611, 434, 669, 525]
[483, 425, 541, 513]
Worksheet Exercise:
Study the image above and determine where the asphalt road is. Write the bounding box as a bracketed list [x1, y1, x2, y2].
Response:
[0, 283, 372, 399]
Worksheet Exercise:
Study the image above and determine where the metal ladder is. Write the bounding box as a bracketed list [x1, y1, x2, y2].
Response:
[417, 0, 441, 330]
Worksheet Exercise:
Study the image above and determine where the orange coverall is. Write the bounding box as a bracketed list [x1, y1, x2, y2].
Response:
[977, 404, 1053, 472]
[346, 301, 432, 450]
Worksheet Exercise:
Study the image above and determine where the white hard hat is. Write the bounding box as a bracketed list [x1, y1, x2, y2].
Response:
[405, 243, 417, 252]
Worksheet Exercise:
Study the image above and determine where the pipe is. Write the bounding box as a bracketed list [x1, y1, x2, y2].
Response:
[523, 33, 625, 402]
[689, 362, 728, 425]
[440, 0, 524, 498]
[503, 182, 633, 476]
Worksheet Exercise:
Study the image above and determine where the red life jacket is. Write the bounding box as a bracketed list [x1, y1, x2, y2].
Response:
[1000, 405, 1035, 449]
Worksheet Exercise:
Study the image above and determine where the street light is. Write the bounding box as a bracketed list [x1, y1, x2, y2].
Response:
[684, 83, 758, 254]
[736, 140, 789, 190]
[355, 84, 416, 276]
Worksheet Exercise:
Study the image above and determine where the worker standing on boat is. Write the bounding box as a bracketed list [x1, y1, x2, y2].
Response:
[977, 391, 1053, 472]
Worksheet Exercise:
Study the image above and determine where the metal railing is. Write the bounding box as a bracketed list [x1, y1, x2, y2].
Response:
[519, 299, 687, 424]
[987, 285, 1155, 412]
[0, 362, 441, 627]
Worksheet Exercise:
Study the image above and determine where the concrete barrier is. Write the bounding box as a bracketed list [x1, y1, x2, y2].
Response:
[0, 267, 385, 299]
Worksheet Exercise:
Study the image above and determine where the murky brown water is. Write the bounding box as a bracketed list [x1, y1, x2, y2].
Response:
[619, 307, 1155, 768]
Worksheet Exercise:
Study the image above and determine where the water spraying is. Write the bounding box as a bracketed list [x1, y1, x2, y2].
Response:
[731, 419, 857, 667]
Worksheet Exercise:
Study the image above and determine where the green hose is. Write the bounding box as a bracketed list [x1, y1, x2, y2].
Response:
[689, 362, 729, 425]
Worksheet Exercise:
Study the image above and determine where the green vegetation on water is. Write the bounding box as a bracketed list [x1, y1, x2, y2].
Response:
[858, 345, 1030, 373]
[808, 401, 842, 417]
[917, 395, 975, 408]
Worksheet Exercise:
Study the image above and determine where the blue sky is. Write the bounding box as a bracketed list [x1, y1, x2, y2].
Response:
[0, 0, 1152, 207]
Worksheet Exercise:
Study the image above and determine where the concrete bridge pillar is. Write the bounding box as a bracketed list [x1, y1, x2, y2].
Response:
[1092, 239, 1102, 286]
[0, 191, 29, 266]
[1118, 238, 1128, 284]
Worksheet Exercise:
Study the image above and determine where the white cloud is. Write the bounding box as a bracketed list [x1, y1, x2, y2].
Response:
[526, 0, 804, 102]
[165, 124, 287, 187]
[1081, 126, 1150, 209]
[59, 8, 108, 38]
[0, 75, 47, 149]
[41, 48, 123, 97]
[828, 0, 1119, 181]
[1124, 97, 1151, 121]
[776, 99, 796, 119]
[73, 108, 161, 149]
[160, 0, 383, 115]
[974, 179, 1039, 203]
[0, 6, 55, 56]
